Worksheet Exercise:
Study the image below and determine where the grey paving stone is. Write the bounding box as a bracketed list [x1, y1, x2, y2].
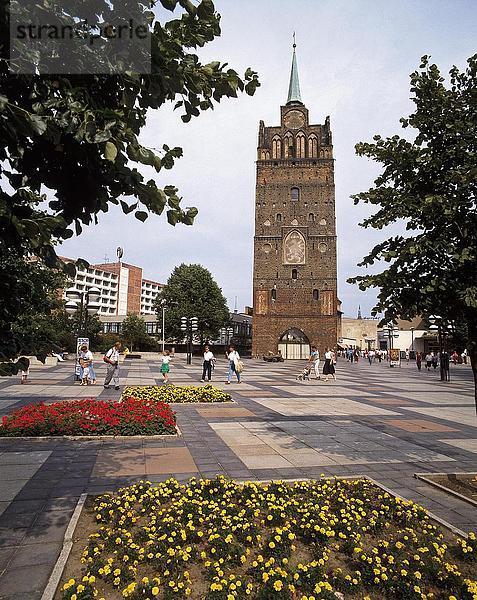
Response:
[8, 541, 61, 569]
[0, 512, 38, 530]
[0, 563, 52, 596]
[0, 481, 30, 503]
[0, 528, 27, 548]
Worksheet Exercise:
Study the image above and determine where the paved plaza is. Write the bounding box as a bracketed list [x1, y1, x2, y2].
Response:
[0, 357, 476, 599]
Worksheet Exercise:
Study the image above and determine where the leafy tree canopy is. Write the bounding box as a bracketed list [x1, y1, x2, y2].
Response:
[0, 253, 66, 374]
[155, 263, 229, 342]
[0, 0, 259, 266]
[121, 313, 148, 351]
[0, 0, 259, 367]
[12, 309, 103, 356]
[348, 54, 477, 404]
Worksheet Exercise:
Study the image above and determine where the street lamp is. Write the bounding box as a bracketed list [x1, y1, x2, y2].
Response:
[410, 326, 415, 355]
[65, 286, 101, 335]
[159, 299, 169, 353]
[65, 286, 101, 381]
[428, 315, 452, 382]
[381, 322, 399, 366]
[220, 326, 234, 347]
[181, 316, 198, 365]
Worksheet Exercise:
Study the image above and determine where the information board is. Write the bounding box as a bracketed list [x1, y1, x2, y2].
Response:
[390, 348, 400, 367]
[75, 337, 89, 378]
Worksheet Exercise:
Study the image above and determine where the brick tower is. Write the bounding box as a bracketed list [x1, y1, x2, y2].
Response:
[252, 42, 339, 359]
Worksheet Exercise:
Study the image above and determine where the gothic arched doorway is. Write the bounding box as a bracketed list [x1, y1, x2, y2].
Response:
[278, 328, 310, 360]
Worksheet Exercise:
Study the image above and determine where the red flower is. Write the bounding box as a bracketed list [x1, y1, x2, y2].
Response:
[0, 398, 176, 437]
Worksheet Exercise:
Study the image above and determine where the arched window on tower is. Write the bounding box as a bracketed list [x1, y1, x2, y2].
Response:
[271, 288, 277, 302]
[308, 134, 318, 158]
[272, 137, 281, 159]
[284, 134, 294, 158]
[296, 132, 306, 158]
[308, 212, 315, 222]
[313, 289, 319, 301]
[291, 269, 298, 280]
[291, 187, 300, 202]
[276, 213, 282, 222]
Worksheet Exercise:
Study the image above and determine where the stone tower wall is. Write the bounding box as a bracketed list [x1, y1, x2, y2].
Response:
[252, 104, 339, 357]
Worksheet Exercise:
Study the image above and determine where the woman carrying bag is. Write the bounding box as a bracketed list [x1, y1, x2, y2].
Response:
[225, 345, 243, 384]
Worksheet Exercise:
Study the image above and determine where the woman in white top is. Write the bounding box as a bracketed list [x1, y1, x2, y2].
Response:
[322, 348, 336, 382]
[201, 345, 215, 382]
[225, 345, 241, 384]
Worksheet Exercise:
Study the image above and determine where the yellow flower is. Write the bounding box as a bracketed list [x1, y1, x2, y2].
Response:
[274, 580, 283, 591]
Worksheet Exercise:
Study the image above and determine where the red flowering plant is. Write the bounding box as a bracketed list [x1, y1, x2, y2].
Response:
[0, 397, 176, 437]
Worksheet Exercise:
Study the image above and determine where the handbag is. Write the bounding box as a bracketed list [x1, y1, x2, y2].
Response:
[235, 360, 244, 373]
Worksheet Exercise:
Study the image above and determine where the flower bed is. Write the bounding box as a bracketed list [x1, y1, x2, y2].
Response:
[0, 398, 176, 437]
[60, 477, 477, 600]
[121, 384, 231, 404]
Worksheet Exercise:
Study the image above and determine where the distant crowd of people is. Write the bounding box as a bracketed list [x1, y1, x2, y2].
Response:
[73, 342, 244, 388]
[338, 347, 469, 371]
[19, 342, 470, 387]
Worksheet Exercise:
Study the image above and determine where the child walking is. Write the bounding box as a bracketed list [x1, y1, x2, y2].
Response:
[160, 350, 171, 384]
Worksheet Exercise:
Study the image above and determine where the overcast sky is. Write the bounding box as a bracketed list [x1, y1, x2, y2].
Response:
[61, 0, 476, 317]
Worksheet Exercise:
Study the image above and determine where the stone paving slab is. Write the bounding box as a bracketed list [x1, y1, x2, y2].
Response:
[253, 397, 400, 416]
[0, 358, 476, 598]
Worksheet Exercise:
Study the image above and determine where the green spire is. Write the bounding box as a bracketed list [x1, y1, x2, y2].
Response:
[287, 34, 302, 104]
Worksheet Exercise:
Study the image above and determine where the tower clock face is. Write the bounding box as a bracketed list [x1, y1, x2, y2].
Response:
[284, 110, 305, 129]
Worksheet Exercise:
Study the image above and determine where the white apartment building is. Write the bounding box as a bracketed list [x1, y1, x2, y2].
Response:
[62, 258, 163, 320]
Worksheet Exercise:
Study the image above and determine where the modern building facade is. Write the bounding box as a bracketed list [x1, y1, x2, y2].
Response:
[252, 44, 339, 359]
[62, 258, 163, 321]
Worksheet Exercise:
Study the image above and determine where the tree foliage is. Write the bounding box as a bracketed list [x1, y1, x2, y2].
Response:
[0, 0, 259, 366]
[0, 254, 66, 374]
[0, 0, 259, 263]
[121, 313, 148, 351]
[155, 263, 229, 342]
[12, 309, 102, 355]
[348, 54, 477, 404]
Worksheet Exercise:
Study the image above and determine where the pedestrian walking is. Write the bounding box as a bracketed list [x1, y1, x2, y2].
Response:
[425, 352, 432, 371]
[368, 349, 375, 365]
[201, 345, 215, 382]
[225, 345, 241, 384]
[431, 352, 438, 370]
[19, 357, 30, 384]
[308, 345, 321, 380]
[160, 350, 171, 384]
[405, 349, 410, 364]
[416, 352, 422, 371]
[103, 341, 121, 390]
[322, 348, 336, 381]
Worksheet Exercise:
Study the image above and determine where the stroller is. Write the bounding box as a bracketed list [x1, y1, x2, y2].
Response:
[296, 365, 311, 381]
